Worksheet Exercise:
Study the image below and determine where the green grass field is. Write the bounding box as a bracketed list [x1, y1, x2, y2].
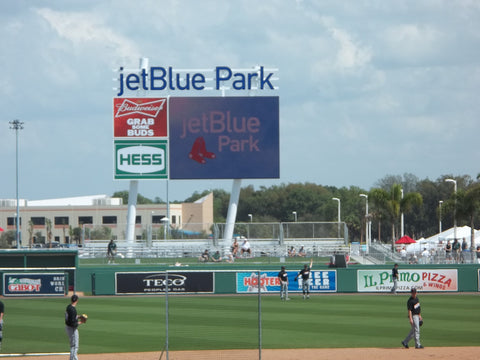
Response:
[3, 294, 479, 354]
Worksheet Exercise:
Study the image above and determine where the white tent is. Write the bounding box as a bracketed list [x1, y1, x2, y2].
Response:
[406, 226, 480, 254]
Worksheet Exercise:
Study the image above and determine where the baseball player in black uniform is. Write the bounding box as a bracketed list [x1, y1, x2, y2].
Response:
[107, 239, 117, 264]
[65, 294, 86, 360]
[295, 259, 313, 299]
[278, 266, 289, 301]
[402, 288, 424, 349]
[391, 263, 399, 294]
[0, 300, 4, 351]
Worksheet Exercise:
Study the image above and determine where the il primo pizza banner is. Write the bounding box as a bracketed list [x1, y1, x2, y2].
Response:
[357, 269, 458, 292]
[236, 271, 336, 293]
[3, 273, 66, 296]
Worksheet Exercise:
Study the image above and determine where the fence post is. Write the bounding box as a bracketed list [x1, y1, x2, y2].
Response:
[258, 270, 262, 360]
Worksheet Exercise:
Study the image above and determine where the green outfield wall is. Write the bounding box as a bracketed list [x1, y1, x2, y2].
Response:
[75, 263, 480, 295]
[0, 251, 478, 295]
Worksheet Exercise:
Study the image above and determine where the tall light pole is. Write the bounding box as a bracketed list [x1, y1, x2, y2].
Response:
[445, 179, 457, 242]
[292, 211, 297, 222]
[438, 200, 443, 233]
[332, 198, 341, 239]
[360, 194, 370, 251]
[10, 119, 24, 249]
[400, 188, 404, 238]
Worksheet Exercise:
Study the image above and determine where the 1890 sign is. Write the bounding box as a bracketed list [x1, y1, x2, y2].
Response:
[115, 271, 214, 294]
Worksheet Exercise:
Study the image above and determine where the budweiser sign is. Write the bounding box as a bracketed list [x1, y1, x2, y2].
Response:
[113, 97, 168, 138]
[115, 99, 166, 118]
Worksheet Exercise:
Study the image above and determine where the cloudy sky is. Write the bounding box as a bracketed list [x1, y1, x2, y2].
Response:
[1, 0, 479, 202]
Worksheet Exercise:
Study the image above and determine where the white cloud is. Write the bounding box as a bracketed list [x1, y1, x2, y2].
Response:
[322, 18, 372, 70]
[382, 24, 443, 63]
[35, 7, 140, 65]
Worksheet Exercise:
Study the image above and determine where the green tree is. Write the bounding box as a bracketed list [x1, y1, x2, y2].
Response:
[0, 230, 15, 248]
[112, 191, 156, 204]
[370, 184, 423, 249]
[90, 226, 113, 240]
[455, 183, 480, 254]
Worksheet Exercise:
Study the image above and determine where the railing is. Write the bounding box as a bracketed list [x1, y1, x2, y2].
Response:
[78, 238, 350, 260]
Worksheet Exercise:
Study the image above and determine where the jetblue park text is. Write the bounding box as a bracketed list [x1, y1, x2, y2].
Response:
[117, 66, 275, 96]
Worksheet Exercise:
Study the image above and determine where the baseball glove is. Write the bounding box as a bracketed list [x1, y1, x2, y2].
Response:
[419, 319, 423, 327]
[79, 314, 88, 323]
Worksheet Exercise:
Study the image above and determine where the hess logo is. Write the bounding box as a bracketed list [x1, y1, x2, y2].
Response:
[117, 146, 165, 173]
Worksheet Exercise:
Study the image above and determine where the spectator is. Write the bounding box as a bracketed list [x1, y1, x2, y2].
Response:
[298, 246, 306, 257]
[231, 238, 239, 257]
[288, 246, 296, 257]
[224, 252, 235, 263]
[445, 241, 452, 263]
[452, 239, 460, 263]
[199, 249, 210, 262]
[211, 250, 222, 262]
[409, 254, 418, 264]
[400, 247, 407, 262]
[476, 246, 480, 264]
[241, 238, 252, 257]
[460, 238, 468, 263]
[421, 248, 430, 264]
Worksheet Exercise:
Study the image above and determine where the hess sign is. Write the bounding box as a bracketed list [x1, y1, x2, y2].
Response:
[114, 140, 168, 180]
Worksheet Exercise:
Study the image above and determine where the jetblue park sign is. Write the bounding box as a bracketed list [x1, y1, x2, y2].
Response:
[116, 66, 277, 96]
[113, 65, 279, 181]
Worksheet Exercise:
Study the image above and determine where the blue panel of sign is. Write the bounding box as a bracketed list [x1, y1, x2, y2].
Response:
[236, 271, 337, 293]
[169, 97, 279, 179]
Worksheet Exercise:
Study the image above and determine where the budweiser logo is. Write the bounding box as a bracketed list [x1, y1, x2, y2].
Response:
[115, 99, 166, 118]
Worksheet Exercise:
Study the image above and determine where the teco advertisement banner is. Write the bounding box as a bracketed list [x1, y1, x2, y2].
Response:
[115, 271, 214, 294]
[3, 273, 66, 296]
[113, 98, 167, 138]
[169, 96, 279, 179]
[357, 269, 458, 292]
[236, 271, 337, 293]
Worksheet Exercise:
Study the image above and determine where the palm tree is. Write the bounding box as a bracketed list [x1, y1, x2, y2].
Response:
[455, 184, 480, 258]
[28, 220, 34, 247]
[45, 218, 53, 247]
[370, 184, 423, 249]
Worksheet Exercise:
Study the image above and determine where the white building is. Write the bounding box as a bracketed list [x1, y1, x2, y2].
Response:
[0, 193, 213, 247]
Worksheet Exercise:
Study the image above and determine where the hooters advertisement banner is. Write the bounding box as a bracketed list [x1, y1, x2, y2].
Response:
[113, 97, 168, 138]
[357, 269, 458, 292]
[236, 271, 337, 293]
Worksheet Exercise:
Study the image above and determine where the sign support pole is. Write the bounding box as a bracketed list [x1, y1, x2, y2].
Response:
[223, 179, 242, 254]
[125, 58, 149, 252]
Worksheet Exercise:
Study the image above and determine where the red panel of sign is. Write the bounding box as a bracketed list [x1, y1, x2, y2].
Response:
[113, 98, 167, 137]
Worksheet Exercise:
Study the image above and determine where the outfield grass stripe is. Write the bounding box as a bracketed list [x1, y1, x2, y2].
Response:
[2, 295, 480, 353]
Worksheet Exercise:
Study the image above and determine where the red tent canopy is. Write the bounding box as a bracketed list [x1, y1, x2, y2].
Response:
[0, 227, 4, 232]
[395, 235, 415, 244]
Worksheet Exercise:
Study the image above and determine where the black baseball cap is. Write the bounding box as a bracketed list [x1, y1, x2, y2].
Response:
[410, 288, 417, 293]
